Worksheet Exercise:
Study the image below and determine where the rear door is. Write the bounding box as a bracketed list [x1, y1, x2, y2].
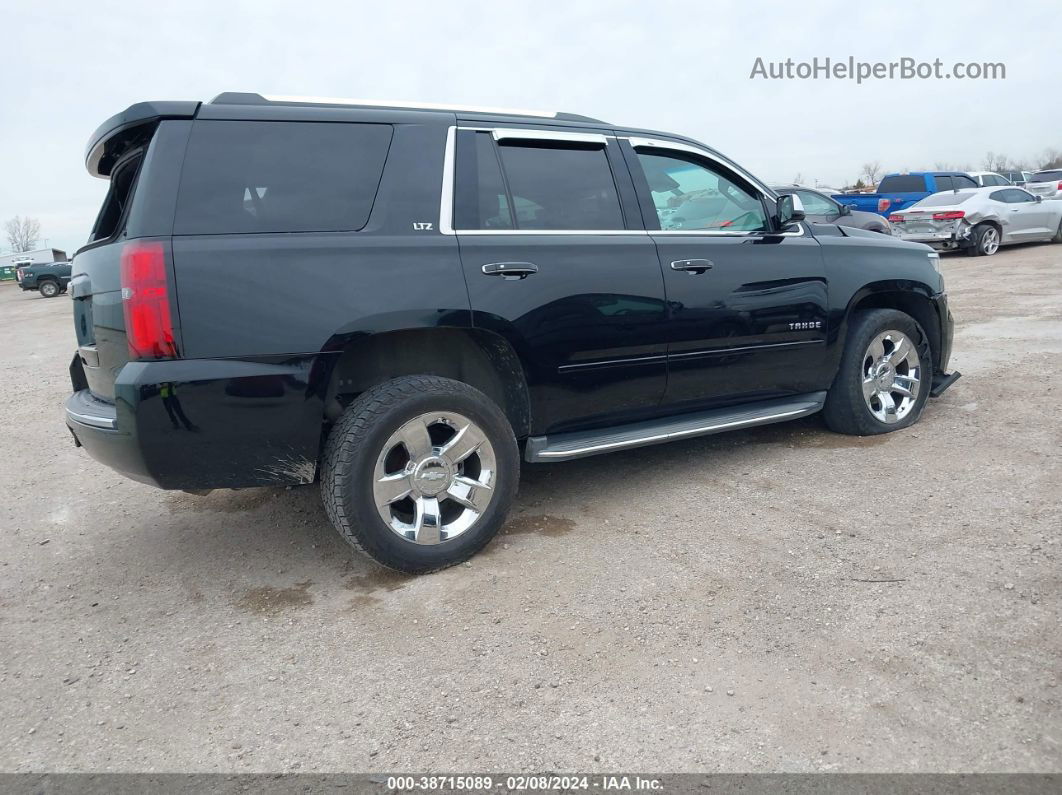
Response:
[620, 138, 829, 407]
[450, 126, 668, 433]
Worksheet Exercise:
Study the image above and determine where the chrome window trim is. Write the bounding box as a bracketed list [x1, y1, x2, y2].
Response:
[491, 128, 609, 145]
[439, 126, 805, 238]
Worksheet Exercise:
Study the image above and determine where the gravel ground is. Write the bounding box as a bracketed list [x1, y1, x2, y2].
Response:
[1, 242, 1059, 774]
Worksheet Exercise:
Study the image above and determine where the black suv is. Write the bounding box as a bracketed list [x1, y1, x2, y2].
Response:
[66, 93, 959, 573]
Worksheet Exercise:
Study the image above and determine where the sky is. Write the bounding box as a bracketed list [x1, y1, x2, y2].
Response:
[2, 0, 1058, 257]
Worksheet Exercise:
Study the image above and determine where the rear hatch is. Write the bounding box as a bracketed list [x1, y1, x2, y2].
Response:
[1026, 170, 1062, 197]
[71, 102, 197, 400]
[888, 192, 976, 238]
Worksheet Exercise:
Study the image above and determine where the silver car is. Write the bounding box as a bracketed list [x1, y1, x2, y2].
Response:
[1025, 169, 1062, 200]
[889, 186, 1062, 256]
[771, 186, 891, 234]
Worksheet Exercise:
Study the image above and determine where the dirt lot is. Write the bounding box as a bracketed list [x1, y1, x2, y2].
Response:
[1, 243, 1059, 774]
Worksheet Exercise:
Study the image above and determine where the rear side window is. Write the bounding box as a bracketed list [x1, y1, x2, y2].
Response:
[497, 140, 623, 230]
[878, 175, 927, 193]
[455, 133, 624, 231]
[954, 175, 978, 188]
[934, 175, 954, 191]
[175, 121, 392, 235]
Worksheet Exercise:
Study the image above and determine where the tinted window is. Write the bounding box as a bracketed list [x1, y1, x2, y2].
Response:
[794, 190, 838, 215]
[916, 192, 975, 207]
[954, 175, 978, 188]
[637, 152, 768, 232]
[495, 141, 623, 230]
[1000, 188, 1034, 203]
[454, 132, 513, 230]
[1031, 170, 1062, 182]
[878, 175, 927, 193]
[175, 121, 392, 234]
[934, 175, 954, 191]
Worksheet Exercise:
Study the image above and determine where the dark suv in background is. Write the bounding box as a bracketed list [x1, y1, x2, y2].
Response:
[17, 261, 72, 297]
[66, 93, 958, 573]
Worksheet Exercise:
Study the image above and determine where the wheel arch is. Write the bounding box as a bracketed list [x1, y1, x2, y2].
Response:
[317, 327, 532, 441]
[843, 282, 943, 371]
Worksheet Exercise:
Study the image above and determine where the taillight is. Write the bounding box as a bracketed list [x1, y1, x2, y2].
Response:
[120, 241, 177, 360]
[932, 211, 965, 220]
[878, 198, 891, 212]
[888, 214, 905, 222]
[1057, 181, 1062, 190]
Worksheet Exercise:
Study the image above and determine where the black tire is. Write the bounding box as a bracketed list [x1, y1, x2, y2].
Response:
[965, 223, 1000, 256]
[38, 280, 59, 298]
[321, 375, 519, 574]
[822, 309, 932, 436]
[1052, 217, 1062, 243]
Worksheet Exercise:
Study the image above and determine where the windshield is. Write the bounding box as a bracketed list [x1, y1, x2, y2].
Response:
[914, 192, 975, 207]
[1030, 170, 1062, 183]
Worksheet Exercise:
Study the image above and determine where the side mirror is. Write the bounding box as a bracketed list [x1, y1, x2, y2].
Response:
[839, 203, 852, 216]
[777, 194, 806, 227]
[1035, 195, 1043, 203]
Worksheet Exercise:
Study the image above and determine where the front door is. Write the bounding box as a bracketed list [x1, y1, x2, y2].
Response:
[621, 139, 829, 407]
[452, 127, 669, 434]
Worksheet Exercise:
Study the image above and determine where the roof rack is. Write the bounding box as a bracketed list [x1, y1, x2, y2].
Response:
[209, 92, 605, 123]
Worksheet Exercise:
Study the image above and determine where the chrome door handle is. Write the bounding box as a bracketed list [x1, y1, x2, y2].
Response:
[482, 261, 538, 279]
[670, 258, 713, 273]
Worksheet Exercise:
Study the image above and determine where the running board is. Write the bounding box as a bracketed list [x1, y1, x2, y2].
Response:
[525, 392, 827, 462]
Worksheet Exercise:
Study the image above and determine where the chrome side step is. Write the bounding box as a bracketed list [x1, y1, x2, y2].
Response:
[524, 392, 827, 462]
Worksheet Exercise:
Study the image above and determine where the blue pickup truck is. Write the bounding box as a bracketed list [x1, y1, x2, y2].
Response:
[833, 172, 979, 217]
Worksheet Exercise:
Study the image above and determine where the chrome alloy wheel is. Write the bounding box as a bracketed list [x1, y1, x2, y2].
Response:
[981, 226, 1000, 255]
[861, 330, 921, 424]
[372, 411, 496, 545]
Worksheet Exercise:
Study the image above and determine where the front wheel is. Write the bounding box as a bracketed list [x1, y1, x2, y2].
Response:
[38, 280, 60, 298]
[1052, 217, 1062, 243]
[321, 375, 519, 574]
[822, 309, 931, 436]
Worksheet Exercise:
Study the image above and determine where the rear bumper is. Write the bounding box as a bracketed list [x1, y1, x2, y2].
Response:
[896, 229, 971, 251]
[65, 353, 332, 490]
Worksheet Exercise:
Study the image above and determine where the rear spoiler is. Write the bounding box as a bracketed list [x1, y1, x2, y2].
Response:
[85, 101, 200, 178]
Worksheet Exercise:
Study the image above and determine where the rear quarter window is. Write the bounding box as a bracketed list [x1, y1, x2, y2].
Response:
[878, 175, 927, 193]
[174, 121, 393, 235]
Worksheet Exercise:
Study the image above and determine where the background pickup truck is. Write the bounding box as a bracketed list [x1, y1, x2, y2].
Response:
[833, 172, 980, 217]
[16, 261, 72, 297]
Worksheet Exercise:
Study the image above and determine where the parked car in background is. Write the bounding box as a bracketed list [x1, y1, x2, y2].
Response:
[889, 186, 1062, 256]
[772, 186, 891, 234]
[833, 172, 979, 217]
[968, 171, 1012, 187]
[1025, 170, 1062, 200]
[64, 92, 959, 573]
[1002, 170, 1033, 187]
[16, 261, 72, 297]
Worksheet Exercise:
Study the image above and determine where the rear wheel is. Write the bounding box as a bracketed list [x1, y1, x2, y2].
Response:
[822, 309, 931, 436]
[966, 223, 1000, 256]
[1052, 218, 1062, 243]
[38, 280, 59, 298]
[321, 375, 519, 574]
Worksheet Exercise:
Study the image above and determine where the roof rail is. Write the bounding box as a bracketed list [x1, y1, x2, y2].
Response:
[209, 92, 606, 123]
